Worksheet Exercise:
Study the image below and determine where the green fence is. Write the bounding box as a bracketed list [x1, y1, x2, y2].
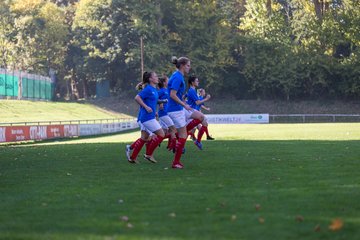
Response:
[0, 73, 18, 97]
[0, 69, 54, 100]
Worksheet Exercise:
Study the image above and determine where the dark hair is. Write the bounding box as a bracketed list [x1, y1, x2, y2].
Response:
[158, 75, 168, 89]
[171, 56, 190, 69]
[142, 71, 153, 84]
[188, 75, 197, 86]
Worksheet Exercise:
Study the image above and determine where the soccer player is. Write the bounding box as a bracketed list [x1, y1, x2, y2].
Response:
[167, 56, 193, 169]
[186, 76, 212, 148]
[125, 82, 152, 163]
[126, 71, 165, 164]
[157, 76, 177, 152]
[197, 88, 214, 140]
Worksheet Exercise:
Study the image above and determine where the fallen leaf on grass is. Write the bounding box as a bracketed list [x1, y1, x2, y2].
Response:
[329, 218, 343, 231]
[314, 224, 321, 232]
[295, 215, 304, 222]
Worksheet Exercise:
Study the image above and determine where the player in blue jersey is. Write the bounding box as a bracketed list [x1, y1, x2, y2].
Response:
[166, 56, 194, 169]
[157, 76, 177, 151]
[197, 88, 214, 140]
[126, 82, 153, 163]
[126, 71, 165, 164]
[186, 76, 212, 147]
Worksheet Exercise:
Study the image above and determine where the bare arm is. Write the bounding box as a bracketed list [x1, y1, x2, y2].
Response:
[195, 94, 211, 106]
[170, 90, 192, 111]
[135, 95, 152, 113]
[201, 105, 210, 111]
[159, 103, 164, 110]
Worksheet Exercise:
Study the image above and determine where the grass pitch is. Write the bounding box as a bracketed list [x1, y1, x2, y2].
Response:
[0, 100, 131, 123]
[1, 123, 360, 239]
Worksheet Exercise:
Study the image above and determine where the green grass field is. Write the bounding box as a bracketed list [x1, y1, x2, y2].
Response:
[1, 123, 360, 239]
[0, 100, 131, 123]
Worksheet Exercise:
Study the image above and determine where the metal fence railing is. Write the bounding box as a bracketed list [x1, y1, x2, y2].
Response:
[270, 114, 360, 123]
[0, 117, 137, 127]
[1, 115, 359, 127]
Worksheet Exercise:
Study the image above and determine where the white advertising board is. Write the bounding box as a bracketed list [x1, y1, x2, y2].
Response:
[79, 124, 102, 136]
[205, 114, 269, 124]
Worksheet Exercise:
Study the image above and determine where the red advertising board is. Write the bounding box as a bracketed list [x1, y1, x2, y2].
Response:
[0, 125, 78, 143]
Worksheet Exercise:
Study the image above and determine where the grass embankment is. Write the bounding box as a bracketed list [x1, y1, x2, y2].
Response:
[1, 123, 360, 239]
[0, 100, 132, 123]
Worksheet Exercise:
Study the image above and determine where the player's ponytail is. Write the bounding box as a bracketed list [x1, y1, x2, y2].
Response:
[171, 56, 190, 69]
[135, 82, 143, 91]
[171, 56, 178, 65]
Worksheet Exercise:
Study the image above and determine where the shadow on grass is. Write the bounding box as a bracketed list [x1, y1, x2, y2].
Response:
[1, 140, 360, 240]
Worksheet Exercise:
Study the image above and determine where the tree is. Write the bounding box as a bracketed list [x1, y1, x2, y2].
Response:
[9, 0, 68, 73]
[71, 0, 137, 98]
[0, 0, 16, 69]
[165, 0, 235, 93]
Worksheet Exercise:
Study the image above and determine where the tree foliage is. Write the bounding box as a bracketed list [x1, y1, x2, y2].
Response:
[1, 0, 360, 100]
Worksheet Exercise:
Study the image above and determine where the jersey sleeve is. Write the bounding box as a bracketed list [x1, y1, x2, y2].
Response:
[137, 87, 148, 100]
[188, 89, 199, 104]
[169, 76, 181, 92]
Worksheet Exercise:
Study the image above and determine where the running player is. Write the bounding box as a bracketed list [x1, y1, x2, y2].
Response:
[125, 82, 152, 163]
[186, 76, 212, 148]
[157, 76, 177, 151]
[126, 71, 165, 163]
[197, 88, 214, 140]
[167, 56, 193, 169]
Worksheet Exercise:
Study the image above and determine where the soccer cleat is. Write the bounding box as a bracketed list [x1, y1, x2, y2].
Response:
[172, 163, 184, 169]
[144, 154, 157, 163]
[127, 157, 139, 164]
[207, 136, 215, 140]
[125, 145, 132, 161]
[194, 140, 203, 150]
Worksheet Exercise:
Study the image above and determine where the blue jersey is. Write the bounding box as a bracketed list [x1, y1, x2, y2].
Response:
[137, 107, 141, 122]
[137, 85, 158, 123]
[186, 87, 199, 110]
[167, 71, 186, 112]
[157, 87, 169, 118]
